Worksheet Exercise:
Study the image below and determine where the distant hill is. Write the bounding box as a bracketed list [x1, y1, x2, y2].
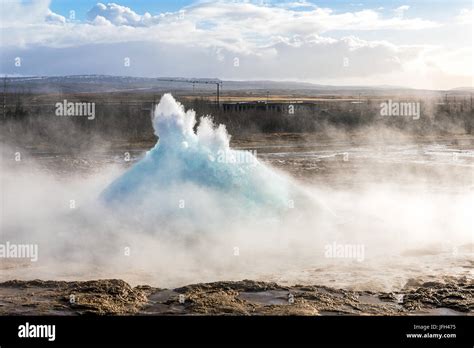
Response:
[2, 75, 469, 96]
[449, 87, 474, 92]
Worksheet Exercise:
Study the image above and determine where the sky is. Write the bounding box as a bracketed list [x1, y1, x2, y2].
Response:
[0, 0, 472, 89]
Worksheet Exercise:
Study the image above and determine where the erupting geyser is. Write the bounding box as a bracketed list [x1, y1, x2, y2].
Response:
[101, 94, 310, 222]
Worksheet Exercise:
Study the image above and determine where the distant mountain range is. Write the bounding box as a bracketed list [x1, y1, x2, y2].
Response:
[3, 75, 472, 95]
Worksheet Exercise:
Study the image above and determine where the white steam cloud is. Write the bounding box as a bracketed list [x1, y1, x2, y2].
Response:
[1, 94, 472, 291]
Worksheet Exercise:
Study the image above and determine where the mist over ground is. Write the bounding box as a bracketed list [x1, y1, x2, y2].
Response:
[1, 93, 472, 291]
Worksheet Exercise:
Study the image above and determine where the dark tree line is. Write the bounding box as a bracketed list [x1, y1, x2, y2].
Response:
[1, 92, 473, 151]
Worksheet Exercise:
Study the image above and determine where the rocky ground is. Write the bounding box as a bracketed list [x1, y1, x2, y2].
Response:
[0, 276, 472, 316]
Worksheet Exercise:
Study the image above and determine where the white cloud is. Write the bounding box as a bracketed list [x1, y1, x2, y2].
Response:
[86, 2, 166, 27]
[0, 33, 432, 84]
[0, 0, 469, 89]
[1, 1, 441, 50]
[180, 2, 438, 35]
[456, 8, 473, 25]
[45, 9, 66, 24]
[91, 15, 112, 26]
[394, 5, 410, 18]
[0, 0, 64, 27]
[277, 1, 318, 9]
